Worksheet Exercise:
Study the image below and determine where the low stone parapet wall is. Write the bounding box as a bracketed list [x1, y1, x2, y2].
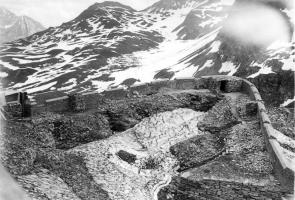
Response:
[45, 96, 69, 113]
[241, 79, 294, 192]
[31, 76, 245, 115]
[159, 178, 286, 200]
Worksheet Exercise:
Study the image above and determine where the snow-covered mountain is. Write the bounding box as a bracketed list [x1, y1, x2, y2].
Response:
[0, 7, 45, 44]
[0, 0, 294, 105]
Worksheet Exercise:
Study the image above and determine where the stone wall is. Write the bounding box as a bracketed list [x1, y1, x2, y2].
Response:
[45, 96, 69, 113]
[199, 179, 283, 199]
[241, 79, 295, 192]
[28, 75, 294, 192]
[82, 91, 103, 110]
[31, 76, 242, 114]
[159, 178, 287, 200]
[68, 94, 86, 112]
[3, 103, 23, 118]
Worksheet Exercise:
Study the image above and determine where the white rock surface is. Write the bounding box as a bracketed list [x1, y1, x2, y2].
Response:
[70, 108, 205, 200]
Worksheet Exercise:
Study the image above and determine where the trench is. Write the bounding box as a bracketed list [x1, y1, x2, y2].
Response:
[51, 89, 222, 149]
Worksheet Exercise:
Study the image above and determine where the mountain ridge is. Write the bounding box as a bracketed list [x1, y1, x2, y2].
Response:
[0, 0, 293, 106]
[0, 7, 45, 44]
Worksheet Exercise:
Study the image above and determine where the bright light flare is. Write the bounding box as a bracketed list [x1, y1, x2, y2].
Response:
[222, 2, 291, 48]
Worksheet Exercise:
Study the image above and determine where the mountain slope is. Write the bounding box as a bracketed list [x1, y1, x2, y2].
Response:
[0, 0, 293, 106]
[0, 7, 18, 28]
[0, 7, 45, 44]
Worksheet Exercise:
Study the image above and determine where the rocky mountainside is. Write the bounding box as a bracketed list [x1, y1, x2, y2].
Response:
[0, 7, 45, 44]
[0, 0, 294, 106]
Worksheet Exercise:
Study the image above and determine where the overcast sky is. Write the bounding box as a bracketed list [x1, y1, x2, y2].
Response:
[1, 0, 159, 27]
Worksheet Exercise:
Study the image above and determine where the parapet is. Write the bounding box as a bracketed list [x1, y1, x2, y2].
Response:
[242, 78, 294, 192]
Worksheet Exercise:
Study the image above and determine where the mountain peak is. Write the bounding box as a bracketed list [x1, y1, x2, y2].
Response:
[17, 15, 45, 29]
[144, 0, 195, 12]
[0, 6, 18, 27]
[19, 15, 38, 22]
[0, 6, 15, 15]
[90, 1, 135, 11]
[75, 1, 135, 21]
[0, 8, 45, 43]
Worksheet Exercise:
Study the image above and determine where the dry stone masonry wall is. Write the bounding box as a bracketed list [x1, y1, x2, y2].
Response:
[31, 76, 243, 114]
[242, 79, 294, 192]
[24, 75, 295, 194]
[158, 178, 286, 200]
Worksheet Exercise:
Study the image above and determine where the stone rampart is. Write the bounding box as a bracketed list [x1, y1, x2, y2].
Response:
[160, 178, 287, 200]
[45, 96, 69, 113]
[28, 75, 294, 192]
[241, 78, 294, 192]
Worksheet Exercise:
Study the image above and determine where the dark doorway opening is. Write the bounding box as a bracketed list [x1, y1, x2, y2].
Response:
[220, 80, 227, 92]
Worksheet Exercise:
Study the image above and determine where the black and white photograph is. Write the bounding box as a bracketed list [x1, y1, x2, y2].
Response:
[0, 0, 294, 199]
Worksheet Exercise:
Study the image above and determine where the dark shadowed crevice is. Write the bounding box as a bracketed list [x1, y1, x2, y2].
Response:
[219, 80, 227, 92]
[105, 91, 222, 133]
[116, 150, 137, 164]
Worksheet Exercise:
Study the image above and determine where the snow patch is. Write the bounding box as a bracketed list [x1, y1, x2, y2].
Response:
[13, 57, 50, 64]
[58, 78, 77, 91]
[198, 60, 213, 71]
[281, 148, 295, 171]
[219, 61, 238, 76]
[0, 72, 8, 78]
[26, 81, 57, 94]
[248, 62, 274, 78]
[0, 60, 19, 70]
[280, 97, 295, 107]
[282, 57, 295, 71]
[272, 130, 295, 151]
[174, 65, 198, 78]
[209, 40, 221, 53]
[25, 54, 50, 59]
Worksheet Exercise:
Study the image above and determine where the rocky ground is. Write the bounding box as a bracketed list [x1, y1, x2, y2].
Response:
[0, 89, 292, 200]
[158, 93, 288, 200]
[267, 107, 295, 141]
[266, 106, 295, 172]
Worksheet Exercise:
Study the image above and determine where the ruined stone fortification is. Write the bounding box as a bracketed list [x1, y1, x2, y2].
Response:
[1, 75, 294, 200]
[29, 75, 294, 192]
